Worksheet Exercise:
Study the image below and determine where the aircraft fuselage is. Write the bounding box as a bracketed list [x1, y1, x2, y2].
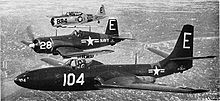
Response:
[51, 14, 106, 27]
[14, 60, 180, 91]
[32, 31, 123, 54]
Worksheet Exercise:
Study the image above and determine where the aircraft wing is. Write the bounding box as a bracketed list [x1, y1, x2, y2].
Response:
[40, 58, 64, 66]
[112, 37, 135, 40]
[56, 47, 114, 58]
[61, 50, 114, 58]
[147, 47, 169, 58]
[95, 71, 209, 93]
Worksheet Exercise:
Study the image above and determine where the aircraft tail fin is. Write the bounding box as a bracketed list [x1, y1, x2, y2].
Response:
[160, 25, 194, 70]
[160, 24, 216, 71]
[105, 18, 119, 37]
[97, 4, 106, 16]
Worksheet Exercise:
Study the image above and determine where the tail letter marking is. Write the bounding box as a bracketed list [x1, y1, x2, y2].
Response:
[109, 19, 116, 30]
[183, 32, 191, 49]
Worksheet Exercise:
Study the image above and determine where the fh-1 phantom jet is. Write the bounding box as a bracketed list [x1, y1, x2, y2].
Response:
[49, 5, 107, 28]
[21, 18, 133, 58]
[15, 25, 216, 93]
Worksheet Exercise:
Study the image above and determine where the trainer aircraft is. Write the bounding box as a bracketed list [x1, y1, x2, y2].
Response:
[49, 5, 107, 28]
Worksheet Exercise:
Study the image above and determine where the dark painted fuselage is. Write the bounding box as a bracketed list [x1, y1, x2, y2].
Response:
[32, 30, 123, 55]
[14, 59, 181, 91]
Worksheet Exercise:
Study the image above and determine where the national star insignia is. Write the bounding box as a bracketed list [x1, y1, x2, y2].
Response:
[153, 66, 160, 75]
[87, 36, 95, 46]
[148, 65, 165, 76]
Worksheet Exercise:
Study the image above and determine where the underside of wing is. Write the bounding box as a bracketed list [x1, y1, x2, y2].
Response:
[57, 47, 114, 58]
[56, 47, 82, 58]
[63, 49, 114, 58]
[95, 71, 209, 93]
[40, 58, 64, 66]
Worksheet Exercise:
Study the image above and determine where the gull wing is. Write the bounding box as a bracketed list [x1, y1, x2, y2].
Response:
[57, 47, 114, 58]
[61, 50, 114, 58]
[56, 47, 82, 58]
[95, 71, 209, 93]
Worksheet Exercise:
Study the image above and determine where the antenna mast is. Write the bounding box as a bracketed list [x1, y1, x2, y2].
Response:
[134, 53, 138, 64]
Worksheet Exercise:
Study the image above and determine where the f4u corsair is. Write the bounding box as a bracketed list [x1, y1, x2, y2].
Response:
[15, 25, 216, 93]
[21, 18, 132, 58]
[49, 5, 107, 28]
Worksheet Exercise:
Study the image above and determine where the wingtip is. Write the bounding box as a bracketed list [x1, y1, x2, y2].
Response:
[190, 89, 209, 93]
[102, 50, 114, 53]
[206, 56, 217, 58]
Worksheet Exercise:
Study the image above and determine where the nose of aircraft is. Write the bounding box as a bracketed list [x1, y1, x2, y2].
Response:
[14, 72, 29, 86]
[50, 17, 55, 26]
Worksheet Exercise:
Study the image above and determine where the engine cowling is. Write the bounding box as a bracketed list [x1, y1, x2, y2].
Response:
[136, 76, 156, 83]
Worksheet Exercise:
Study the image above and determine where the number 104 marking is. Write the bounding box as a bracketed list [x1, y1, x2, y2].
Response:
[63, 73, 85, 86]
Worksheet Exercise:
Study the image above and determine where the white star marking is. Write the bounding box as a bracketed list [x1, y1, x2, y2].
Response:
[153, 66, 160, 75]
[150, 66, 165, 76]
[86, 36, 95, 46]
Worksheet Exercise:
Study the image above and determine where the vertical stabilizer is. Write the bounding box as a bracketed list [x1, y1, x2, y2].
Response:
[105, 18, 119, 37]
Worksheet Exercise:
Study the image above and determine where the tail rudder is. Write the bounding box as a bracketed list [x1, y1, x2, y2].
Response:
[105, 18, 119, 37]
[169, 24, 194, 59]
[156, 24, 215, 74]
[169, 24, 194, 69]
[160, 25, 194, 71]
[97, 5, 105, 16]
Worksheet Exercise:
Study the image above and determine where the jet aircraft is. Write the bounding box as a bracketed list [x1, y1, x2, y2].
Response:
[21, 18, 133, 58]
[15, 25, 216, 93]
[49, 5, 107, 28]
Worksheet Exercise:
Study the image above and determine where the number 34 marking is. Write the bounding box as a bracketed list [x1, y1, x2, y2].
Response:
[63, 73, 85, 86]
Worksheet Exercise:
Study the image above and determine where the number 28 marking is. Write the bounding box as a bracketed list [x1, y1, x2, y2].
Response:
[40, 41, 52, 49]
[63, 73, 85, 86]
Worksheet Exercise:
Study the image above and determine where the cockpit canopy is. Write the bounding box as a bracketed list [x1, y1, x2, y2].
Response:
[71, 30, 82, 37]
[65, 59, 92, 69]
[65, 11, 83, 16]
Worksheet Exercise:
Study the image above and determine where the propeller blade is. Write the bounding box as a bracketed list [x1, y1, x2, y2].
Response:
[26, 25, 35, 41]
[21, 40, 35, 48]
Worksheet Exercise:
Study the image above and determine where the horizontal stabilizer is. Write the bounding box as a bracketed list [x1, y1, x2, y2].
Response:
[147, 47, 169, 58]
[170, 56, 217, 61]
